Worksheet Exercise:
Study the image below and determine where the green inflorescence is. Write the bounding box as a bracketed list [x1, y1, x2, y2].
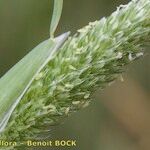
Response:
[0, 0, 150, 148]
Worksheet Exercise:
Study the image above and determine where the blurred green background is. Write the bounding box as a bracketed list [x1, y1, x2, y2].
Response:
[0, 0, 149, 150]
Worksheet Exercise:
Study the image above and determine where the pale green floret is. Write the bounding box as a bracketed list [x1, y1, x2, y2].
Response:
[0, 0, 150, 146]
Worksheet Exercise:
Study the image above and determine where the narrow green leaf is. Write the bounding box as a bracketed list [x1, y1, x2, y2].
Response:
[0, 32, 69, 132]
[50, 0, 63, 38]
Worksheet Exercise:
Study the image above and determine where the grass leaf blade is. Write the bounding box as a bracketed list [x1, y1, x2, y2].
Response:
[0, 32, 69, 132]
[50, 0, 63, 38]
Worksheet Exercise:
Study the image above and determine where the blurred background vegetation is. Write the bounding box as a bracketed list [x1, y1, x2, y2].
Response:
[0, 0, 149, 150]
